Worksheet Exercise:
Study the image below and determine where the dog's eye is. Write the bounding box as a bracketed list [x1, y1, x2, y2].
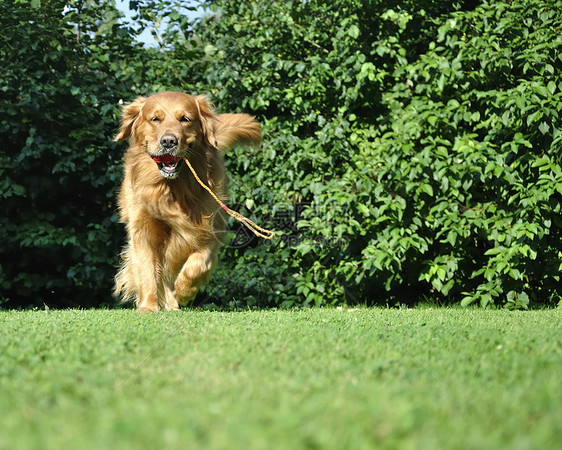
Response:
[180, 116, 191, 123]
[151, 117, 161, 122]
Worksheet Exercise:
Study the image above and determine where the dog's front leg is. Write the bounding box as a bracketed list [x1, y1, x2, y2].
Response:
[174, 246, 218, 306]
[129, 220, 167, 313]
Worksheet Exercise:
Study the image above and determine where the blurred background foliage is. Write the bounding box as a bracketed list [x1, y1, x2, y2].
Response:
[1, 0, 560, 309]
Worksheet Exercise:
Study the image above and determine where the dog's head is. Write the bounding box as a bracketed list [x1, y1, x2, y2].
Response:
[115, 92, 216, 179]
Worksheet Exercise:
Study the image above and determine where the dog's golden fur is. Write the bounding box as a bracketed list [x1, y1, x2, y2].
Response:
[113, 91, 260, 312]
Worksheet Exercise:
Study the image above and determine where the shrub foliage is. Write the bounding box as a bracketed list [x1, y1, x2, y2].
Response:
[1, 0, 560, 308]
[0, 0, 146, 307]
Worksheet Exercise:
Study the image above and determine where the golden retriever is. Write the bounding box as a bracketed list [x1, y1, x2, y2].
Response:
[113, 91, 261, 312]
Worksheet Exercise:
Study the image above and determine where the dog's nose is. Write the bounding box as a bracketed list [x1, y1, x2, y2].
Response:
[160, 133, 178, 149]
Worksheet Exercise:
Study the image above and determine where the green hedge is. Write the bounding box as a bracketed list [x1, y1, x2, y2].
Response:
[0, 0, 146, 307]
[194, 0, 562, 309]
[1, 0, 560, 309]
[317, 0, 562, 308]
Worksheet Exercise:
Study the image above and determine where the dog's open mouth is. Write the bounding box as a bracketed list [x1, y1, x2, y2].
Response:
[151, 154, 184, 179]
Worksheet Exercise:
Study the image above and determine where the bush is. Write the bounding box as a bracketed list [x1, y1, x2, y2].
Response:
[2, 0, 560, 309]
[181, 0, 475, 307]
[0, 0, 150, 307]
[298, 0, 562, 308]
[191, 0, 562, 308]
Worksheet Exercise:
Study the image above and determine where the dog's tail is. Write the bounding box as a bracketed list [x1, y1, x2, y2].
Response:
[214, 114, 261, 151]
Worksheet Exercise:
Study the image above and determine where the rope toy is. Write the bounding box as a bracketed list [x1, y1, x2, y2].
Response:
[184, 157, 275, 240]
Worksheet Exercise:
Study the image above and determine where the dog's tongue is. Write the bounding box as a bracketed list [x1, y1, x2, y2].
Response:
[152, 154, 181, 164]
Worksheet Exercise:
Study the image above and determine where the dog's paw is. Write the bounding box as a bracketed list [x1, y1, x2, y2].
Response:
[163, 303, 181, 312]
[137, 306, 159, 313]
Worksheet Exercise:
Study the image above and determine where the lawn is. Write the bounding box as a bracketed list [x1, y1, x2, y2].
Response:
[0, 308, 560, 449]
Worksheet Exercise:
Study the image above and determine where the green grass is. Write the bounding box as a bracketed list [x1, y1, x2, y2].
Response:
[0, 308, 560, 449]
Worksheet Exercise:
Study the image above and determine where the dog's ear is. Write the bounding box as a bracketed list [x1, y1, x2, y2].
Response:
[194, 95, 217, 148]
[114, 96, 146, 142]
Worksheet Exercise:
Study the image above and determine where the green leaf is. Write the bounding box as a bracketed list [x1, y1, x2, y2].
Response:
[538, 121, 550, 134]
[420, 184, 434, 197]
[348, 24, 360, 39]
[357, 204, 371, 216]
